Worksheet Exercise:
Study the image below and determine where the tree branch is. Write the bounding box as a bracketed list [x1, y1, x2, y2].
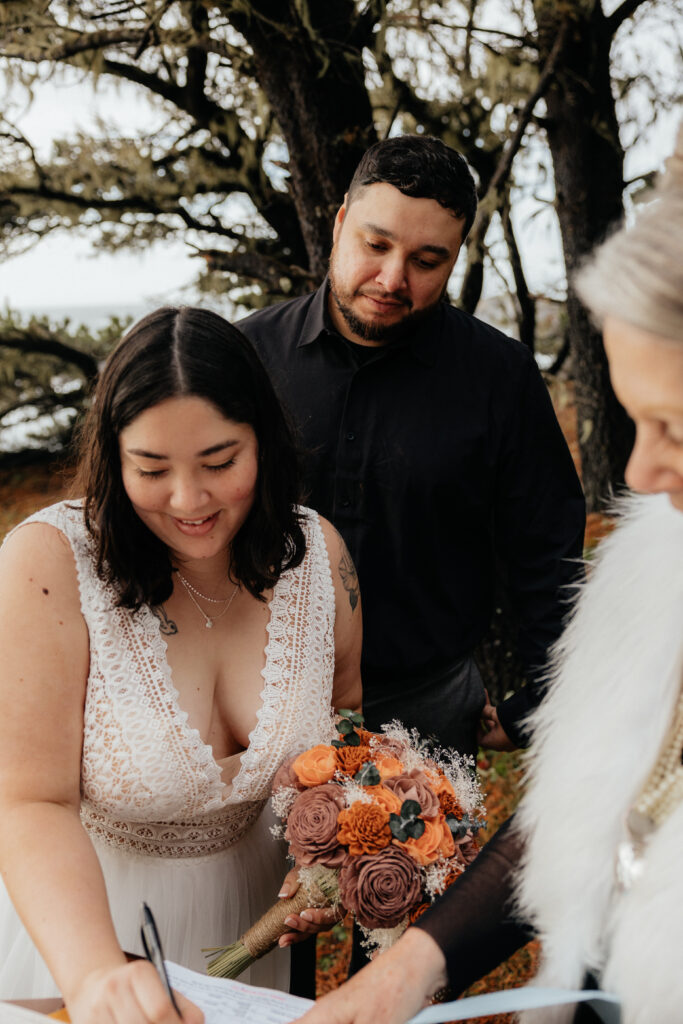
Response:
[0, 331, 99, 381]
[605, 0, 650, 38]
[195, 248, 319, 291]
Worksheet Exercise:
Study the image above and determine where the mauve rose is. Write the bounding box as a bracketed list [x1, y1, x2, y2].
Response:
[453, 836, 479, 868]
[339, 845, 422, 929]
[285, 783, 347, 867]
[383, 769, 440, 818]
[271, 755, 305, 795]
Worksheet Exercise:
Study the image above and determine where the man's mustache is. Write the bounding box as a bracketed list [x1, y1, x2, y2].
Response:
[356, 288, 413, 310]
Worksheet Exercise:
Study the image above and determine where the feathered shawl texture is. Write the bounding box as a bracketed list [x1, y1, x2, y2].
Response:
[514, 493, 683, 1024]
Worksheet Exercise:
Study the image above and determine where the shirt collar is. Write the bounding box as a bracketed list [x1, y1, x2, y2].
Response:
[297, 276, 444, 367]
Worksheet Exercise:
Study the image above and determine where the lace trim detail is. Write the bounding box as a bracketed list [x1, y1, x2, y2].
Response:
[232, 507, 337, 802]
[10, 502, 337, 847]
[81, 800, 265, 858]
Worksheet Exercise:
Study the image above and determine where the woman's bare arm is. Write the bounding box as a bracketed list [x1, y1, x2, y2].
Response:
[0, 523, 201, 1023]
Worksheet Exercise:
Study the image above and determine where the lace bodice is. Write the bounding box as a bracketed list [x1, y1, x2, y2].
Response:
[11, 502, 336, 856]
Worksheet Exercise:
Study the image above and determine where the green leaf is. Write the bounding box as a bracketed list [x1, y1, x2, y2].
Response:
[405, 818, 425, 839]
[337, 708, 354, 717]
[338, 719, 354, 735]
[400, 799, 421, 818]
[389, 815, 408, 842]
[331, 739, 345, 749]
[348, 712, 364, 725]
[344, 731, 361, 747]
[354, 762, 380, 786]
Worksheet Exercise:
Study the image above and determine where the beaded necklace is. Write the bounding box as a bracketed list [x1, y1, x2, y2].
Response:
[616, 685, 683, 889]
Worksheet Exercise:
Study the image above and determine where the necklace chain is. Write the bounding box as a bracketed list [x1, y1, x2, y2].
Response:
[631, 687, 683, 829]
[176, 573, 239, 629]
[176, 571, 232, 604]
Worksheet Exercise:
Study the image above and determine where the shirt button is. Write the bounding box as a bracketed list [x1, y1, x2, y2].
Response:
[345, 432, 356, 441]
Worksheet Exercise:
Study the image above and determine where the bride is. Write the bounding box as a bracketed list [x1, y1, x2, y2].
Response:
[0, 306, 361, 1022]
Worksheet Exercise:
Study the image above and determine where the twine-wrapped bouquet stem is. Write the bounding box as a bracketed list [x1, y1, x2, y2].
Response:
[205, 866, 339, 978]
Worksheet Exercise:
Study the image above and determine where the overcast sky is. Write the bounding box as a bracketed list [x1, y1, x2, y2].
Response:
[0, 20, 679, 322]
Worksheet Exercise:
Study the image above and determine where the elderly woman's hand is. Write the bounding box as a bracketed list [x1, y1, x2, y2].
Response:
[294, 927, 448, 1024]
[67, 961, 204, 1024]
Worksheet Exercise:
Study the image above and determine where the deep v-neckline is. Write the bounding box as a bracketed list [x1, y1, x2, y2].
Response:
[145, 581, 280, 803]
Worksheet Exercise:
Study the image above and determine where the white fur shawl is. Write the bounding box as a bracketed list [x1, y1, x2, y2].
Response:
[514, 493, 683, 1024]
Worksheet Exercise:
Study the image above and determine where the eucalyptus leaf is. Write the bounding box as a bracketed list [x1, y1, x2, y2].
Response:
[344, 731, 361, 747]
[348, 712, 364, 725]
[338, 708, 354, 717]
[338, 719, 354, 735]
[389, 815, 408, 842]
[405, 818, 425, 839]
[400, 799, 421, 818]
[331, 739, 345, 749]
[354, 762, 380, 786]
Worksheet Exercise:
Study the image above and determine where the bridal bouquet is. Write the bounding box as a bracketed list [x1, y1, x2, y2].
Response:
[206, 711, 484, 978]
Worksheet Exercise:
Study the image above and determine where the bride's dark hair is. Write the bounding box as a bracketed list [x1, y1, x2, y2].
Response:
[72, 306, 306, 609]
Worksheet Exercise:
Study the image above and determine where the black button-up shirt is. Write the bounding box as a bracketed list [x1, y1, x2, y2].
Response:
[240, 283, 585, 743]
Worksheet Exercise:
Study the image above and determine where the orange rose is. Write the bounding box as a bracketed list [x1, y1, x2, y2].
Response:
[424, 766, 457, 800]
[398, 816, 446, 866]
[373, 751, 404, 781]
[336, 744, 372, 777]
[438, 814, 455, 858]
[365, 785, 403, 817]
[338, 802, 392, 856]
[292, 744, 338, 787]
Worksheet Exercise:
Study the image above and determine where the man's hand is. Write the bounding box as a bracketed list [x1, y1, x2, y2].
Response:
[294, 927, 448, 1024]
[477, 690, 517, 752]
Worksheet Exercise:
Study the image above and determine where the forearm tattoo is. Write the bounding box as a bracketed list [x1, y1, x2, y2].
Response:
[338, 539, 360, 612]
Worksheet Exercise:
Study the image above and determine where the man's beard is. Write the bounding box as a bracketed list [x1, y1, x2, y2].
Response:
[328, 260, 442, 344]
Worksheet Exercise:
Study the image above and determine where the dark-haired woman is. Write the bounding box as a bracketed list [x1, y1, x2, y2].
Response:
[0, 307, 361, 1023]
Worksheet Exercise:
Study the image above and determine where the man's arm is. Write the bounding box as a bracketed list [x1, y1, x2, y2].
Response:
[491, 355, 585, 748]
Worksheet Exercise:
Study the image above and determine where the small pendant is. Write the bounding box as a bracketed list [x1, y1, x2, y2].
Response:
[205, 620, 213, 629]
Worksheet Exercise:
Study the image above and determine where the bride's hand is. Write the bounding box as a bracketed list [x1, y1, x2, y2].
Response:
[277, 867, 341, 947]
[67, 961, 204, 1023]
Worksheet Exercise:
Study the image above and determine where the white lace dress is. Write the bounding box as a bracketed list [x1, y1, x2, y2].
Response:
[0, 501, 336, 999]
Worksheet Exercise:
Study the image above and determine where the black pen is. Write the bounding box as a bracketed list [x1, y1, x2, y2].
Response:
[140, 901, 183, 1019]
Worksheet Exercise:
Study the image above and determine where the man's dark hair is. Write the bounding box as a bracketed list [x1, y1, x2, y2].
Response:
[346, 135, 478, 239]
[73, 306, 305, 609]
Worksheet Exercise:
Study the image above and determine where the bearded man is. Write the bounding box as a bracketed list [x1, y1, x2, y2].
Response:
[240, 135, 585, 757]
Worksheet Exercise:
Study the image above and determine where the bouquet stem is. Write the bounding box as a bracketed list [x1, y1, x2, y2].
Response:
[205, 868, 339, 979]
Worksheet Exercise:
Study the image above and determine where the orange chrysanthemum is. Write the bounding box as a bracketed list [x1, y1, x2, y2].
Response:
[338, 802, 392, 856]
[438, 789, 464, 820]
[408, 901, 431, 924]
[336, 744, 373, 777]
[292, 744, 338, 787]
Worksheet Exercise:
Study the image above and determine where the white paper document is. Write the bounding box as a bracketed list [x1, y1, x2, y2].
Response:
[166, 961, 314, 1024]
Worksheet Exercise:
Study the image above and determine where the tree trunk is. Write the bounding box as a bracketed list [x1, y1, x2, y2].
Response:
[231, 0, 379, 279]
[533, 0, 635, 510]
